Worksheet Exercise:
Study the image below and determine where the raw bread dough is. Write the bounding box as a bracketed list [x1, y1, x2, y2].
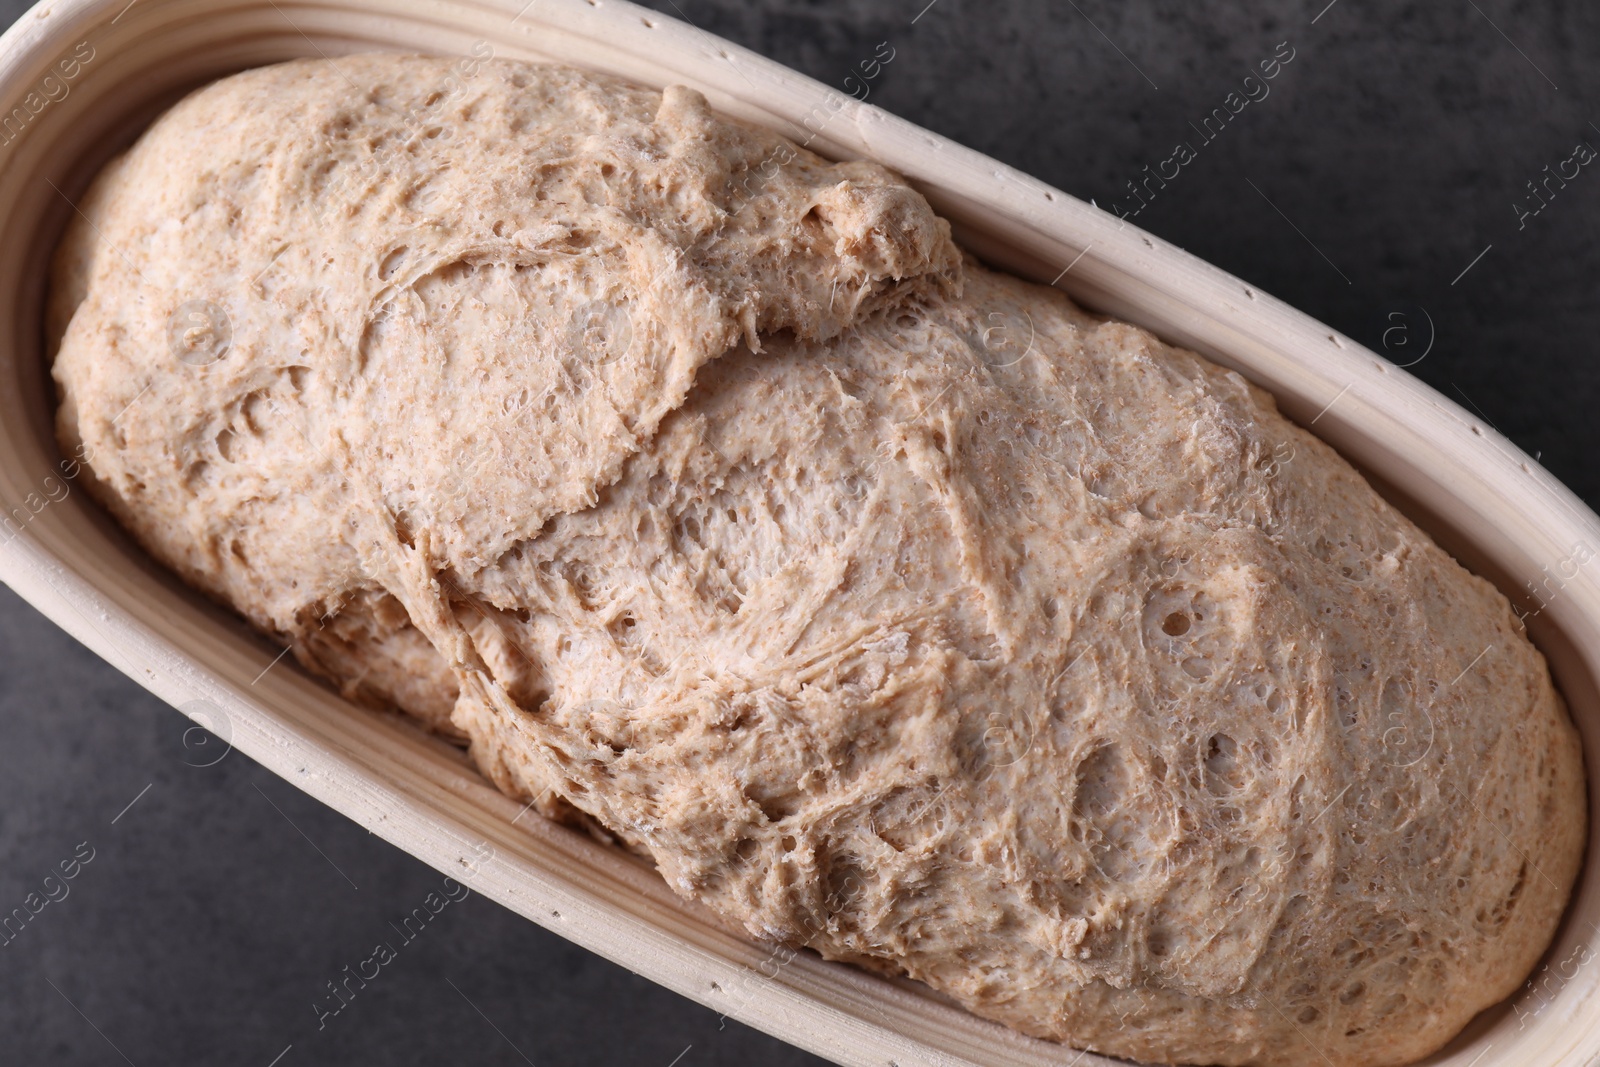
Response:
[51, 55, 1585, 1067]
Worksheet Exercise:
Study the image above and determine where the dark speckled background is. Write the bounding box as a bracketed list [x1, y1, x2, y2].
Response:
[0, 1, 1595, 1064]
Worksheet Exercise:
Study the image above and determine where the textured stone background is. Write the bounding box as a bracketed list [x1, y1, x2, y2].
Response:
[0, 0, 1594, 1064]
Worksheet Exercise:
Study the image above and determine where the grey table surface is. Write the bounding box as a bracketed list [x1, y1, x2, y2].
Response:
[1, 1, 1596, 1064]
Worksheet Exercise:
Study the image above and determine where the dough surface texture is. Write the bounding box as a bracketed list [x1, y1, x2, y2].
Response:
[51, 55, 1585, 1067]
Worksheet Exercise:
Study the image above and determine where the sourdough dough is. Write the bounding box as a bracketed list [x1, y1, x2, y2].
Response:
[50, 55, 1585, 1067]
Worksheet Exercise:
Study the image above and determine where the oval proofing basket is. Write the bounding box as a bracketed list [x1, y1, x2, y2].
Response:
[0, 1, 1596, 1064]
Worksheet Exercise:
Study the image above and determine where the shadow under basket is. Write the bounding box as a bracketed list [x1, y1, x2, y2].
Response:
[0, 0, 1596, 1064]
